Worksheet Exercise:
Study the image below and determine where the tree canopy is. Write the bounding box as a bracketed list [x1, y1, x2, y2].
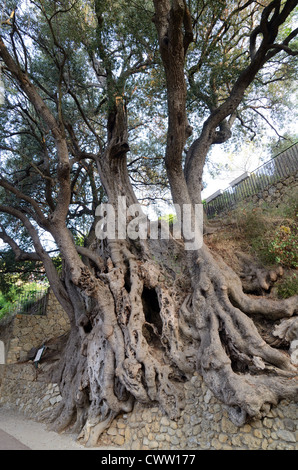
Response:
[0, 1, 297, 241]
[0, 0, 297, 446]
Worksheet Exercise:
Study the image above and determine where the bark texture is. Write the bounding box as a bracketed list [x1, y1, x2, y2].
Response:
[42, 230, 297, 447]
[1, 0, 297, 448]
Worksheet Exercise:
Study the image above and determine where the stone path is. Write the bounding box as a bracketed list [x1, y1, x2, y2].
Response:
[0, 405, 118, 450]
[0, 428, 31, 450]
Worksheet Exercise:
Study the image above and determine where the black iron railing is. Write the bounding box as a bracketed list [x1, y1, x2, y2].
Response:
[205, 143, 298, 218]
[5, 287, 49, 318]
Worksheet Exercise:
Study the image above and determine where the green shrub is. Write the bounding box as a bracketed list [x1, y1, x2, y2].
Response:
[268, 222, 298, 268]
[235, 204, 268, 240]
[0, 282, 48, 320]
[234, 201, 298, 268]
[277, 273, 298, 299]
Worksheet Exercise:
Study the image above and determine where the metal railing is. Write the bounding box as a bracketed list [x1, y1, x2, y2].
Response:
[16, 288, 48, 315]
[205, 143, 298, 218]
[2, 287, 49, 320]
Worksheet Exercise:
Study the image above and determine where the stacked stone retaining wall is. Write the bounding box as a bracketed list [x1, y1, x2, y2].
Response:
[247, 172, 298, 208]
[206, 170, 298, 218]
[0, 364, 297, 450]
[0, 363, 61, 419]
[0, 290, 70, 364]
[0, 291, 297, 450]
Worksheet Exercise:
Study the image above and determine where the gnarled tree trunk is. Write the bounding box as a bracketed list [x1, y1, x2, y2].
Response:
[44, 209, 298, 446]
[1, 0, 297, 449]
[43, 0, 298, 446]
[42, 94, 297, 447]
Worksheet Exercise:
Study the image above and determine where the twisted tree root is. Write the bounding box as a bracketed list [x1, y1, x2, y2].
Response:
[46, 240, 297, 442]
[178, 248, 298, 425]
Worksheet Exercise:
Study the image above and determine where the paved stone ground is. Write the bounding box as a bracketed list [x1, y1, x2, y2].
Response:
[0, 428, 31, 450]
[0, 405, 119, 450]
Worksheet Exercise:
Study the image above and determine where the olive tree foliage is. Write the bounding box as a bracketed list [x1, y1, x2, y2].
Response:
[0, 0, 297, 445]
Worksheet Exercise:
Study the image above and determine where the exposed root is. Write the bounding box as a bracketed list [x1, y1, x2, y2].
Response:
[178, 247, 298, 425]
[47, 238, 297, 442]
[78, 410, 117, 448]
[235, 251, 284, 294]
[50, 240, 190, 443]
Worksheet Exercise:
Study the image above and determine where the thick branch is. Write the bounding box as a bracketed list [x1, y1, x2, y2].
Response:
[0, 176, 49, 228]
[76, 245, 104, 273]
[184, 0, 298, 205]
[0, 36, 71, 224]
[0, 226, 41, 262]
[0, 204, 73, 317]
[153, 0, 192, 207]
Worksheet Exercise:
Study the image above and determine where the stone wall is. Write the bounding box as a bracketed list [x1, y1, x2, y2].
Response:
[0, 289, 69, 418]
[102, 373, 297, 451]
[0, 366, 297, 450]
[0, 363, 62, 419]
[0, 290, 70, 364]
[0, 289, 297, 450]
[206, 170, 298, 218]
[247, 172, 298, 208]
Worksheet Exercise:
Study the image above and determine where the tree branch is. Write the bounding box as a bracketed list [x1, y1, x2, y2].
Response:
[153, 0, 192, 207]
[0, 203, 73, 316]
[267, 43, 298, 56]
[75, 245, 104, 272]
[0, 176, 50, 228]
[0, 225, 41, 261]
[184, 0, 298, 205]
[0, 36, 71, 225]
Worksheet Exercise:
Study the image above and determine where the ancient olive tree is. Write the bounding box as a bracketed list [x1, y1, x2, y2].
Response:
[0, 0, 297, 446]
